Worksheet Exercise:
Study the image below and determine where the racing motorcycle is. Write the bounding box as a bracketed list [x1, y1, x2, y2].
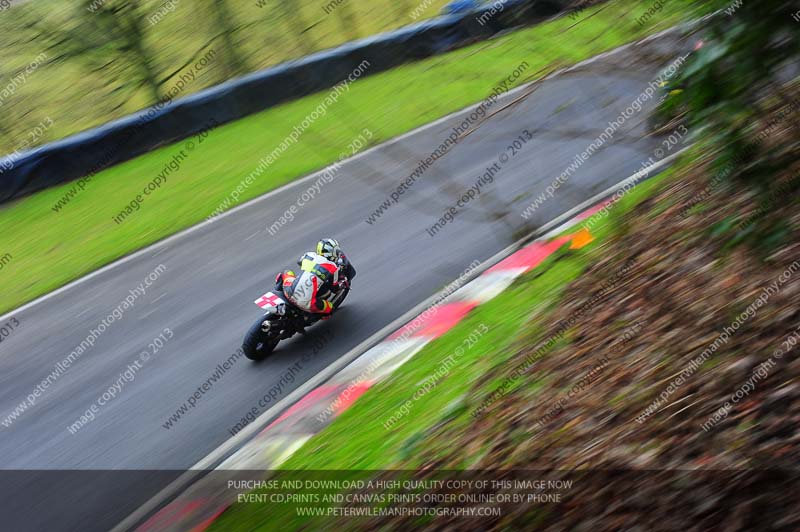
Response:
[242, 271, 350, 361]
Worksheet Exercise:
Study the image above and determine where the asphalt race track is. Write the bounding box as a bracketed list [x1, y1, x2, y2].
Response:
[0, 37, 686, 532]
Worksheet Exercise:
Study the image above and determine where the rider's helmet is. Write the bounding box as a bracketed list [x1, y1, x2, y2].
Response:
[316, 238, 342, 262]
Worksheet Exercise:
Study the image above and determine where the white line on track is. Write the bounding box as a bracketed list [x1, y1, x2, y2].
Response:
[0, 16, 698, 530]
[0, 18, 698, 326]
[111, 146, 687, 532]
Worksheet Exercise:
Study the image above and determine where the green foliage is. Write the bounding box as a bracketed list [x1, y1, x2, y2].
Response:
[658, 0, 800, 247]
[0, 0, 455, 152]
[0, 0, 698, 315]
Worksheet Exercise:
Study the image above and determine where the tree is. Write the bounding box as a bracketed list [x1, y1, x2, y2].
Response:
[333, 0, 361, 42]
[207, 0, 251, 78]
[663, 0, 800, 247]
[72, 0, 164, 103]
[275, 0, 316, 56]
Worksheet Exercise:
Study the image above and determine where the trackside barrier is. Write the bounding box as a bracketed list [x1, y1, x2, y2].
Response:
[0, 0, 565, 203]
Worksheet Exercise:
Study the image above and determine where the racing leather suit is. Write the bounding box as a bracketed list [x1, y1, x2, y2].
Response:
[275, 252, 355, 315]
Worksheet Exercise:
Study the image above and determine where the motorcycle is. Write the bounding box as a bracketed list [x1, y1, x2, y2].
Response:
[242, 272, 350, 361]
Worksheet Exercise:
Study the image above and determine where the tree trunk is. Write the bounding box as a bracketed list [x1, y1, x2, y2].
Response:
[210, 0, 251, 77]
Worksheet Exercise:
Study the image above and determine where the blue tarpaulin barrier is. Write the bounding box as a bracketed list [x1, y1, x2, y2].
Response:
[0, 0, 564, 203]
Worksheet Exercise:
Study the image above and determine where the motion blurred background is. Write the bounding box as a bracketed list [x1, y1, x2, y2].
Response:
[0, 0, 798, 530]
[0, 0, 459, 152]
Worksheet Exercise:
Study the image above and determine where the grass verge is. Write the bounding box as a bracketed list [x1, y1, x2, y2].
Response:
[0, 0, 699, 314]
[0, 0, 454, 151]
[208, 165, 679, 531]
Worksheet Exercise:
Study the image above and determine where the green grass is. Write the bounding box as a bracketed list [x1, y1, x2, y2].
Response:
[0, 0, 699, 314]
[207, 166, 678, 531]
[210, 253, 588, 531]
[0, 0, 455, 151]
[290, 254, 586, 469]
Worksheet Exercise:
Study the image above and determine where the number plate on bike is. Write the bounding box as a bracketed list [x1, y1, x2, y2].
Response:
[254, 292, 286, 311]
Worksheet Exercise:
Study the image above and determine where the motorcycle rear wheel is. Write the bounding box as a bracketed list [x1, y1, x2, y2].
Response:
[243, 315, 281, 361]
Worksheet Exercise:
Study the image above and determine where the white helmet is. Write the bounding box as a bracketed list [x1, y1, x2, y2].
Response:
[316, 238, 342, 262]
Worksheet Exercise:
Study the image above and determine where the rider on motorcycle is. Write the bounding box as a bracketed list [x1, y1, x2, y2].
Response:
[315, 237, 356, 283]
[275, 238, 355, 318]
